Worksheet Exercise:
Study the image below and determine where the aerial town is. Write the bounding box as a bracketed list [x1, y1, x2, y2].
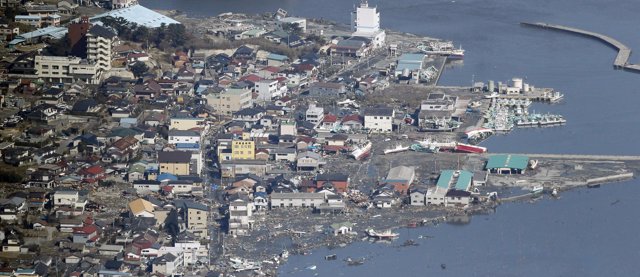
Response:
[0, 0, 638, 276]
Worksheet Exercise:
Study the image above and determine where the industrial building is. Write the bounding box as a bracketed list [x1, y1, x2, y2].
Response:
[485, 154, 529, 174]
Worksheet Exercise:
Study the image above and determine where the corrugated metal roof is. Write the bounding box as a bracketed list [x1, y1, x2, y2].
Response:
[90, 4, 180, 28]
[485, 154, 529, 170]
[454, 170, 473, 191]
[436, 170, 453, 189]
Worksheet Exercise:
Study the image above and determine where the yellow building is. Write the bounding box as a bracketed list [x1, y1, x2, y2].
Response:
[158, 151, 192, 175]
[231, 140, 255, 160]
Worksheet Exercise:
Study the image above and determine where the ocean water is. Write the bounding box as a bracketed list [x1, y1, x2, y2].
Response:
[140, 0, 640, 275]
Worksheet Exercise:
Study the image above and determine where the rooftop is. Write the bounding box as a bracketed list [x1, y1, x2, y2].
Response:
[90, 4, 180, 28]
[485, 154, 529, 170]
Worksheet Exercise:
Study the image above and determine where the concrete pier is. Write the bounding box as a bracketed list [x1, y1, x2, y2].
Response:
[521, 22, 639, 72]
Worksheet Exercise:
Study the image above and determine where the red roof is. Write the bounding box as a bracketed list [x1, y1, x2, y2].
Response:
[275, 76, 288, 83]
[342, 114, 363, 124]
[240, 74, 262, 83]
[262, 66, 281, 73]
[73, 224, 98, 235]
[323, 145, 348, 152]
[81, 165, 105, 176]
[296, 136, 316, 143]
[323, 114, 338, 123]
[161, 185, 173, 193]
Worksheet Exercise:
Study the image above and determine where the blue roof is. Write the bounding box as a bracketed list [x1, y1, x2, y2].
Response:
[267, 53, 289, 61]
[15, 15, 41, 20]
[14, 26, 67, 42]
[436, 170, 454, 189]
[398, 53, 425, 62]
[485, 154, 529, 170]
[90, 4, 180, 28]
[454, 170, 473, 191]
[176, 143, 200, 149]
[157, 173, 178, 181]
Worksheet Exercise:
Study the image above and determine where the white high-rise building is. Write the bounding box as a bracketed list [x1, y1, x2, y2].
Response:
[350, 0, 386, 48]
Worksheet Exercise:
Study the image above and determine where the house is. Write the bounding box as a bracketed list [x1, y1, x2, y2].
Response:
[228, 198, 253, 236]
[233, 45, 255, 60]
[0, 197, 26, 222]
[485, 154, 529, 174]
[79, 165, 106, 182]
[266, 53, 290, 66]
[445, 189, 471, 208]
[364, 106, 394, 133]
[2, 237, 21, 252]
[221, 159, 269, 178]
[152, 253, 183, 276]
[309, 82, 345, 98]
[371, 191, 396, 208]
[158, 151, 192, 175]
[254, 79, 280, 101]
[330, 222, 354, 236]
[206, 88, 253, 116]
[315, 173, 350, 193]
[168, 130, 201, 145]
[133, 180, 161, 194]
[72, 224, 99, 244]
[296, 151, 325, 171]
[169, 113, 206, 131]
[181, 200, 208, 239]
[410, 188, 427, 206]
[331, 38, 368, 58]
[272, 147, 296, 162]
[384, 166, 415, 195]
[253, 192, 268, 211]
[305, 104, 324, 127]
[270, 192, 326, 208]
[72, 98, 100, 114]
[233, 106, 266, 123]
[128, 198, 155, 217]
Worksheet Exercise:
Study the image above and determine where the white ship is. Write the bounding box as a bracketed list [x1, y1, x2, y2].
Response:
[418, 41, 465, 59]
[416, 138, 457, 150]
[350, 141, 372, 160]
[383, 144, 409, 155]
[366, 229, 399, 239]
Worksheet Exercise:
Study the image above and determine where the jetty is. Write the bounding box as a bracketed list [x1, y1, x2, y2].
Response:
[521, 22, 640, 72]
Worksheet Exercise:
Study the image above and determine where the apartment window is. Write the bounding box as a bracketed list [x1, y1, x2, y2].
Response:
[42, 65, 49, 69]
[52, 65, 59, 69]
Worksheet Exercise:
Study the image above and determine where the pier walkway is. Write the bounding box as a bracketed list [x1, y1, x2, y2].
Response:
[521, 22, 640, 72]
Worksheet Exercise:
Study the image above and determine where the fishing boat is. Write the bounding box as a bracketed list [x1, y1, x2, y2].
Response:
[418, 41, 465, 59]
[549, 91, 564, 103]
[416, 138, 457, 150]
[383, 144, 409, 155]
[350, 141, 372, 161]
[366, 229, 399, 239]
[464, 128, 493, 144]
[531, 186, 544, 194]
[455, 143, 487, 153]
[410, 143, 439, 153]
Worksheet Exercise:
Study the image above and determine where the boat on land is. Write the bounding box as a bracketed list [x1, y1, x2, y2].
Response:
[454, 143, 487, 153]
[366, 229, 399, 239]
[383, 144, 409, 155]
[531, 186, 544, 194]
[350, 141, 372, 160]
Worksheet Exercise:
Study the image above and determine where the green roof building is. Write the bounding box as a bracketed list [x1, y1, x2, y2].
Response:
[485, 154, 529, 174]
[436, 170, 473, 191]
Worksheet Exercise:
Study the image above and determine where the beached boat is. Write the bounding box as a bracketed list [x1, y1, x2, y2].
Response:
[383, 144, 409, 155]
[531, 186, 544, 194]
[350, 141, 372, 160]
[366, 229, 399, 239]
[455, 143, 487, 153]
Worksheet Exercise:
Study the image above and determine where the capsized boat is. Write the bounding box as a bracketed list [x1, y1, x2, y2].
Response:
[350, 141, 372, 161]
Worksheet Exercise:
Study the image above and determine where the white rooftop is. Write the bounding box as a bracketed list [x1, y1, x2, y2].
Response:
[91, 4, 180, 28]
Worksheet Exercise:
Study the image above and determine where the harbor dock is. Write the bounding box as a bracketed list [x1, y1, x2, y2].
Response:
[521, 22, 640, 72]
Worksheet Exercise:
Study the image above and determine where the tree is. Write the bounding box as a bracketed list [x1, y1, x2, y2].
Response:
[130, 62, 149, 78]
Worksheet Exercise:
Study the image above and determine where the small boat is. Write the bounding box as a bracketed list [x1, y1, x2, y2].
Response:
[280, 250, 289, 259]
[306, 265, 317, 270]
[350, 141, 372, 161]
[345, 257, 366, 266]
[531, 186, 544, 194]
[529, 159, 539, 169]
[551, 188, 559, 197]
[366, 228, 399, 239]
[325, 254, 337, 260]
[384, 144, 409, 155]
